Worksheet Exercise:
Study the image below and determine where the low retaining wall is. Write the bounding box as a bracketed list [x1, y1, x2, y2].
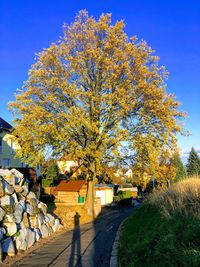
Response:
[53, 199, 101, 229]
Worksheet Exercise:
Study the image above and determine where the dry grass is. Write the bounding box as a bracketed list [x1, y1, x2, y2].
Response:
[148, 176, 200, 218]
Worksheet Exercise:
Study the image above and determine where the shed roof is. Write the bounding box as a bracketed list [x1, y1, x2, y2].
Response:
[95, 187, 113, 191]
[95, 184, 114, 190]
[55, 180, 86, 192]
[0, 117, 13, 131]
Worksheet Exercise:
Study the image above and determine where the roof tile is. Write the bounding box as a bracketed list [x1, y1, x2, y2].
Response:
[55, 180, 86, 192]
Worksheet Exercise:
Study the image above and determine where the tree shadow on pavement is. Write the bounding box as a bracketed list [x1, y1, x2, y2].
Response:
[92, 204, 135, 267]
[69, 212, 82, 267]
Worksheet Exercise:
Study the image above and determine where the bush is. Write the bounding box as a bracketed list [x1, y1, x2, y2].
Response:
[46, 161, 59, 181]
[118, 190, 132, 199]
[42, 179, 54, 188]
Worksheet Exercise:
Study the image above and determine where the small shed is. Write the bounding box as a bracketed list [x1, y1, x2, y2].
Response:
[95, 184, 114, 205]
[55, 180, 87, 205]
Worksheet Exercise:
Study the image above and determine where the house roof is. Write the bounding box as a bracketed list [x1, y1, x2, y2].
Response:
[124, 169, 133, 176]
[55, 180, 86, 192]
[0, 117, 13, 131]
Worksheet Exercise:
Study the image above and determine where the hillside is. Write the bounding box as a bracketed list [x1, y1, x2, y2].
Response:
[119, 178, 200, 267]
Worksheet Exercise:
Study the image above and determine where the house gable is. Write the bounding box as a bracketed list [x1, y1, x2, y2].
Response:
[0, 117, 13, 132]
[0, 117, 22, 168]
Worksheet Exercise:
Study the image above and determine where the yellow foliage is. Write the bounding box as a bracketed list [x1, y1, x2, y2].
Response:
[9, 10, 185, 182]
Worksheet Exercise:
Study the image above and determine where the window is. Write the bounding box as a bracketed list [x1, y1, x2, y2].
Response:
[0, 137, 2, 153]
[2, 158, 10, 168]
[10, 141, 14, 155]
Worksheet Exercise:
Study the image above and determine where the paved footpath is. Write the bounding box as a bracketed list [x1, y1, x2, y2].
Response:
[12, 207, 135, 267]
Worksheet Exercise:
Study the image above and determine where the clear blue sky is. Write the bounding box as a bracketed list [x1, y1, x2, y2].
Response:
[0, 1, 199, 159]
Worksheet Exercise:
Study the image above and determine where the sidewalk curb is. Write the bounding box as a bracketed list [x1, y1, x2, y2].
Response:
[109, 216, 129, 267]
[109, 205, 141, 267]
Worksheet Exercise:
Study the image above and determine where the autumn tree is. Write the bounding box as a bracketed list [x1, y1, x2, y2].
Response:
[10, 11, 185, 215]
[98, 165, 122, 184]
[133, 149, 186, 189]
[130, 136, 179, 189]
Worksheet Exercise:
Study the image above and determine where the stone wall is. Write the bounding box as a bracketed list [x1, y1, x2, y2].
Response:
[0, 169, 62, 262]
[53, 198, 102, 228]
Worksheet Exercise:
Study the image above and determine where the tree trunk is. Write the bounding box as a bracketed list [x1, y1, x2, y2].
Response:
[167, 178, 171, 187]
[85, 179, 95, 218]
[152, 176, 155, 190]
[85, 162, 96, 218]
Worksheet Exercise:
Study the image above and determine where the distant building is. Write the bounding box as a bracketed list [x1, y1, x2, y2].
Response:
[114, 168, 134, 183]
[114, 169, 123, 178]
[0, 117, 23, 168]
[0, 117, 42, 183]
[57, 157, 80, 174]
[124, 169, 133, 179]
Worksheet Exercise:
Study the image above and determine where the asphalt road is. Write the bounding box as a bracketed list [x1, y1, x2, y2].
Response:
[13, 207, 135, 267]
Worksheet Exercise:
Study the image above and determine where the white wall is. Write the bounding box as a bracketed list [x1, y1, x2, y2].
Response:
[96, 189, 114, 205]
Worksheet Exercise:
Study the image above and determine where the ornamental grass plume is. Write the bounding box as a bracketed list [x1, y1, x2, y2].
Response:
[148, 176, 200, 218]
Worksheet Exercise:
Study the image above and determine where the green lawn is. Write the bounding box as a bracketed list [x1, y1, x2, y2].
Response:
[119, 204, 200, 267]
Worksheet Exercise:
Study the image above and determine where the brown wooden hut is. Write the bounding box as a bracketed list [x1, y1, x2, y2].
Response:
[54, 180, 87, 205]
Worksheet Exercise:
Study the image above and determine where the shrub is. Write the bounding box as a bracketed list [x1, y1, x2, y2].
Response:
[46, 161, 59, 181]
[118, 190, 132, 199]
[42, 179, 54, 188]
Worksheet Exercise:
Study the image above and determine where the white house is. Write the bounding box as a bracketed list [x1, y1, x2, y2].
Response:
[124, 169, 133, 179]
[57, 159, 80, 174]
[0, 117, 24, 168]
